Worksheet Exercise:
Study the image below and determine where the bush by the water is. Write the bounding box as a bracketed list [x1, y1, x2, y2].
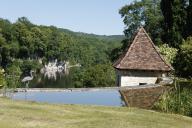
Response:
[0, 68, 6, 88]
[6, 64, 22, 88]
[154, 80, 192, 117]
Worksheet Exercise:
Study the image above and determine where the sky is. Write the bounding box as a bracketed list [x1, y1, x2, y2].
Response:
[0, 0, 132, 35]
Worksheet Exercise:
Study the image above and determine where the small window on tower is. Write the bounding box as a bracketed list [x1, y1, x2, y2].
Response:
[139, 83, 147, 86]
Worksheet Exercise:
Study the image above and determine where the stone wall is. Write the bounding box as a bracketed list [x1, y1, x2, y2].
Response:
[120, 76, 157, 87]
[119, 85, 171, 109]
[115, 69, 168, 87]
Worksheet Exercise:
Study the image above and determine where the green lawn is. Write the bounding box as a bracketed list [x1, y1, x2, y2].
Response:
[0, 98, 192, 128]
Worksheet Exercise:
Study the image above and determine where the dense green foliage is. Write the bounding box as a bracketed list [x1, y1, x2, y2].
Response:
[174, 37, 192, 78]
[82, 64, 115, 87]
[161, 0, 192, 48]
[6, 64, 22, 88]
[0, 68, 6, 88]
[154, 80, 192, 117]
[0, 17, 123, 88]
[158, 44, 178, 64]
[0, 17, 122, 66]
[110, 39, 129, 62]
[119, 0, 163, 43]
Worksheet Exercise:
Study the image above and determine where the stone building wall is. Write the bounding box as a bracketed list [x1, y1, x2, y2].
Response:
[116, 69, 167, 87]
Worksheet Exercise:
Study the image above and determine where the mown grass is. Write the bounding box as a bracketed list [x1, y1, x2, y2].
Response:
[0, 98, 192, 128]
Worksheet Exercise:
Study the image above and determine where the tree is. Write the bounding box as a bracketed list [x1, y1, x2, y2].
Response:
[19, 46, 29, 59]
[0, 33, 6, 65]
[13, 22, 32, 47]
[31, 27, 46, 58]
[0, 30, 6, 46]
[186, 0, 192, 37]
[158, 44, 178, 64]
[6, 64, 22, 88]
[110, 39, 129, 62]
[20, 60, 42, 76]
[9, 41, 19, 58]
[119, 1, 144, 39]
[119, 0, 163, 43]
[83, 64, 115, 87]
[161, 0, 188, 48]
[46, 28, 61, 60]
[144, 0, 163, 43]
[0, 19, 13, 42]
[1, 45, 11, 67]
[17, 17, 33, 29]
[114, 0, 164, 63]
[174, 37, 192, 78]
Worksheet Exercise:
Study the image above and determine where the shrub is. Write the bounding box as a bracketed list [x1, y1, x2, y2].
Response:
[158, 44, 178, 64]
[174, 37, 192, 78]
[0, 67, 6, 88]
[154, 80, 192, 117]
[20, 60, 42, 75]
[82, 63, 115, 87]
[6, 64, 22, 88]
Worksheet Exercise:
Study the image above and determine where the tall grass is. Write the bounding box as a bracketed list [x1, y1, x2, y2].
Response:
[154, 79, 192, 117]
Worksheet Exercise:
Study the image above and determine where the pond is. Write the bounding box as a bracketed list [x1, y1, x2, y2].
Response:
[9, 89, 125, 107]
[16, 65, 123, 106]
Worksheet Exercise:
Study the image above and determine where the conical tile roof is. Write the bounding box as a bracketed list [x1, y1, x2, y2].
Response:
[113, 27, 173, 71]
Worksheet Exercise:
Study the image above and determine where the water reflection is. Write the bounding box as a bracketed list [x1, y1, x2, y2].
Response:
[25, 60, 81, 88]
[40, 61, 67, 80]
[28, 72, 74, 88]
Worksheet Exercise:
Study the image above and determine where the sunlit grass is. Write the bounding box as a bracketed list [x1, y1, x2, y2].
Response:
[0, 98, 192, 128]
